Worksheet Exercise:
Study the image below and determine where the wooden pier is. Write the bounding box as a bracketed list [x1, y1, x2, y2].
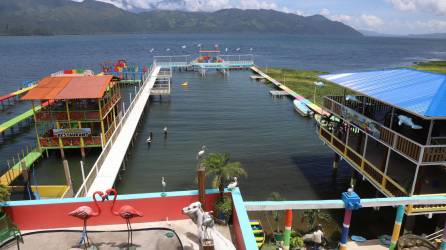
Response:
[250, 66, 329, 116]
[0, 148, 43, 186]
[76, 66, 161, 197]
[0, 83, 36, 110]
[0, 101, 50, 134]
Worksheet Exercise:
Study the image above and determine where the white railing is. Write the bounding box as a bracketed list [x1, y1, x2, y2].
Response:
[75, 68, 155, 197]
[153, 55, 191, 68]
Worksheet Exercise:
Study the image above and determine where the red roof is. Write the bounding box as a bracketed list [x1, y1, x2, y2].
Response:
[22, 75, 113, 100]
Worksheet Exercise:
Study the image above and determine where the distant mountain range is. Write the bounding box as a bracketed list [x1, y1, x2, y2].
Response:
[359, 29, 446, 39]
[0, 0, 362, 36]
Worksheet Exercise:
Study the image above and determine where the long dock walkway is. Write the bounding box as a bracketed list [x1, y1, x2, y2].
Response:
[250, 66, 329, 116]
[0, 101, 50, 134]
[79, 66, 161, 197]
[0, 84, 36, 104]
[0, 149, 43, 186]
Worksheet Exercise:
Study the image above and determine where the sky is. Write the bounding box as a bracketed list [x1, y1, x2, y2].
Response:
[78, 0, 446, 35]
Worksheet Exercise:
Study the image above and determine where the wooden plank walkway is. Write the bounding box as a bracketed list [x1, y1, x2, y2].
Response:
[0, 149, 43, 186]
[250, 66, 329, 116]
[82, 67, 161, 197]
[0, 101, 50, 134]
[0, 84, 36, 103]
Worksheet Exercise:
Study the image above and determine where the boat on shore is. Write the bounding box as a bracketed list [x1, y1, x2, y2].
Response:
[250, 220, 265, 248]
[293, 99, 313, 117]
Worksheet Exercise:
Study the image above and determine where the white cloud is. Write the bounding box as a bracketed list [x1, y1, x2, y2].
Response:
[76, 0, 286, 12]
[321, 8, 388, 31]
[387, 0, 446, 15]
[360, 14, 384, 28]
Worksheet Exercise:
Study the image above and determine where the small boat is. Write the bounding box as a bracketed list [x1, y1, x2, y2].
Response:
[293, 99, 313, 117]
[249, 220, 265, 248]
[181, 81, 189, 87]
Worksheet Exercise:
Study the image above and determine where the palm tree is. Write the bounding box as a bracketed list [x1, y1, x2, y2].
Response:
[202, 153, 247, 197]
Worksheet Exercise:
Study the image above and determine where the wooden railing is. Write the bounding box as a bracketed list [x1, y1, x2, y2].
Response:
[101, 92, 121, 119]
[39, 136, 102, 148]
[320, 126, 409, 197]
[406, 193, 446, 214]
[323, 96, 446, 165]
[36, 111, 100, 122]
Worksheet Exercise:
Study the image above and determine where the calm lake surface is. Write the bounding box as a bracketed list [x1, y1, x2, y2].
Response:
[0, 33, 445, 236]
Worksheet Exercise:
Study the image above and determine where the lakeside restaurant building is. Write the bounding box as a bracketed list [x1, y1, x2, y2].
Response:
[22, 74, 121, 158]
[318, 69, 446, 228]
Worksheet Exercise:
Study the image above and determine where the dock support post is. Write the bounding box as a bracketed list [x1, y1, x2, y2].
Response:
[63, 160, 74, 198]
[389, 205, 405, 250]
[333, 153, 340, 169]
[80, 161, 87, 195]
[283, 209, 293, 250]
[197, 166, 206, 209]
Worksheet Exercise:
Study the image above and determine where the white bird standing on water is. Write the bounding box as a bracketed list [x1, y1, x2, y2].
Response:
[227, 177, 238, 190]
[149, 48, 154, 53]
[236, 47, 241, 51]
[166, 48, 171, 52]
[196, 145, 206, 160]
[197, 43, 202, 48]
[163, 126, 168, 135]
[249, 47, 253, 51]
[181, 45, 187, 49]
[225, 48, 228, 52]
[146, 136, 152, 143]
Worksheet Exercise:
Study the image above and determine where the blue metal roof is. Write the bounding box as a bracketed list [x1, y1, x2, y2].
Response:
[320, 69, 446, 118]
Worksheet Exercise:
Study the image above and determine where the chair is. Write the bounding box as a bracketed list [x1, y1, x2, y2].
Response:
[0, 214, 23, 249]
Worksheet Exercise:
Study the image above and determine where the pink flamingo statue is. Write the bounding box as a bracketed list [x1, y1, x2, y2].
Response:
[68, 191, 104, 248]
[104, 188, 143, 247]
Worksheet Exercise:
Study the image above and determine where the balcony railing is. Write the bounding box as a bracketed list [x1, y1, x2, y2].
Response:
[323, 96, 446, 165]
[36, 111, 100, 122]
[320, 126, 408, 197]
[101, 92, 121, 119]
[39, 136, 102, 148]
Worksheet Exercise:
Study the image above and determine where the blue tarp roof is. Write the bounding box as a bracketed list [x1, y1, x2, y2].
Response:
[320, 69, 446, 118]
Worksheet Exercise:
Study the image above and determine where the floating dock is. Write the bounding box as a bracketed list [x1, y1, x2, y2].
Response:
[250, 66, 329, 116]
[269, 90, 289, 97]
[0, 101, 50, 134]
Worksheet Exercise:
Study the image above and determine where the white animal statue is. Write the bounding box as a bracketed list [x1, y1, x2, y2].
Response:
[397, 115, 422, 129]
[182, 202, 236, 250]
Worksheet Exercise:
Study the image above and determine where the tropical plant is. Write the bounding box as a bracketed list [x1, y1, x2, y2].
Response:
[202, 153, 247, 197]
[268, 192, 285, 233]
[290, 235, 305, 249]
[0, 184, 11, 215]
[302, 209, 330, 231]
[215, 196, 233, 217]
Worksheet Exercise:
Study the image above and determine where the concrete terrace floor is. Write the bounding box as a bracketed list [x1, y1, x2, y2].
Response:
[3, 220, 234, 250]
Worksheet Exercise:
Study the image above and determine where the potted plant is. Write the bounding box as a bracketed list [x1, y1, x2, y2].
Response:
[0, 184, 11, 217]
[268, 192, 285, 243]
[202, 153, 247, 224]
[214, 196, 233, 224]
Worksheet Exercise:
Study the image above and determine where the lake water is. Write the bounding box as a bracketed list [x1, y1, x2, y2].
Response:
[0, 34, 445, 236]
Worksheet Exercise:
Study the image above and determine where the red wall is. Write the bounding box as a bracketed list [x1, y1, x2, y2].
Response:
[6, 193, 220, 231]
[232, 207, 247, 250]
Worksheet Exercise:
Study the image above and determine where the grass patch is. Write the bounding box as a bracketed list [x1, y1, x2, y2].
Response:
[260, 67, 347, 106]
[411, 61, 446, 74]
